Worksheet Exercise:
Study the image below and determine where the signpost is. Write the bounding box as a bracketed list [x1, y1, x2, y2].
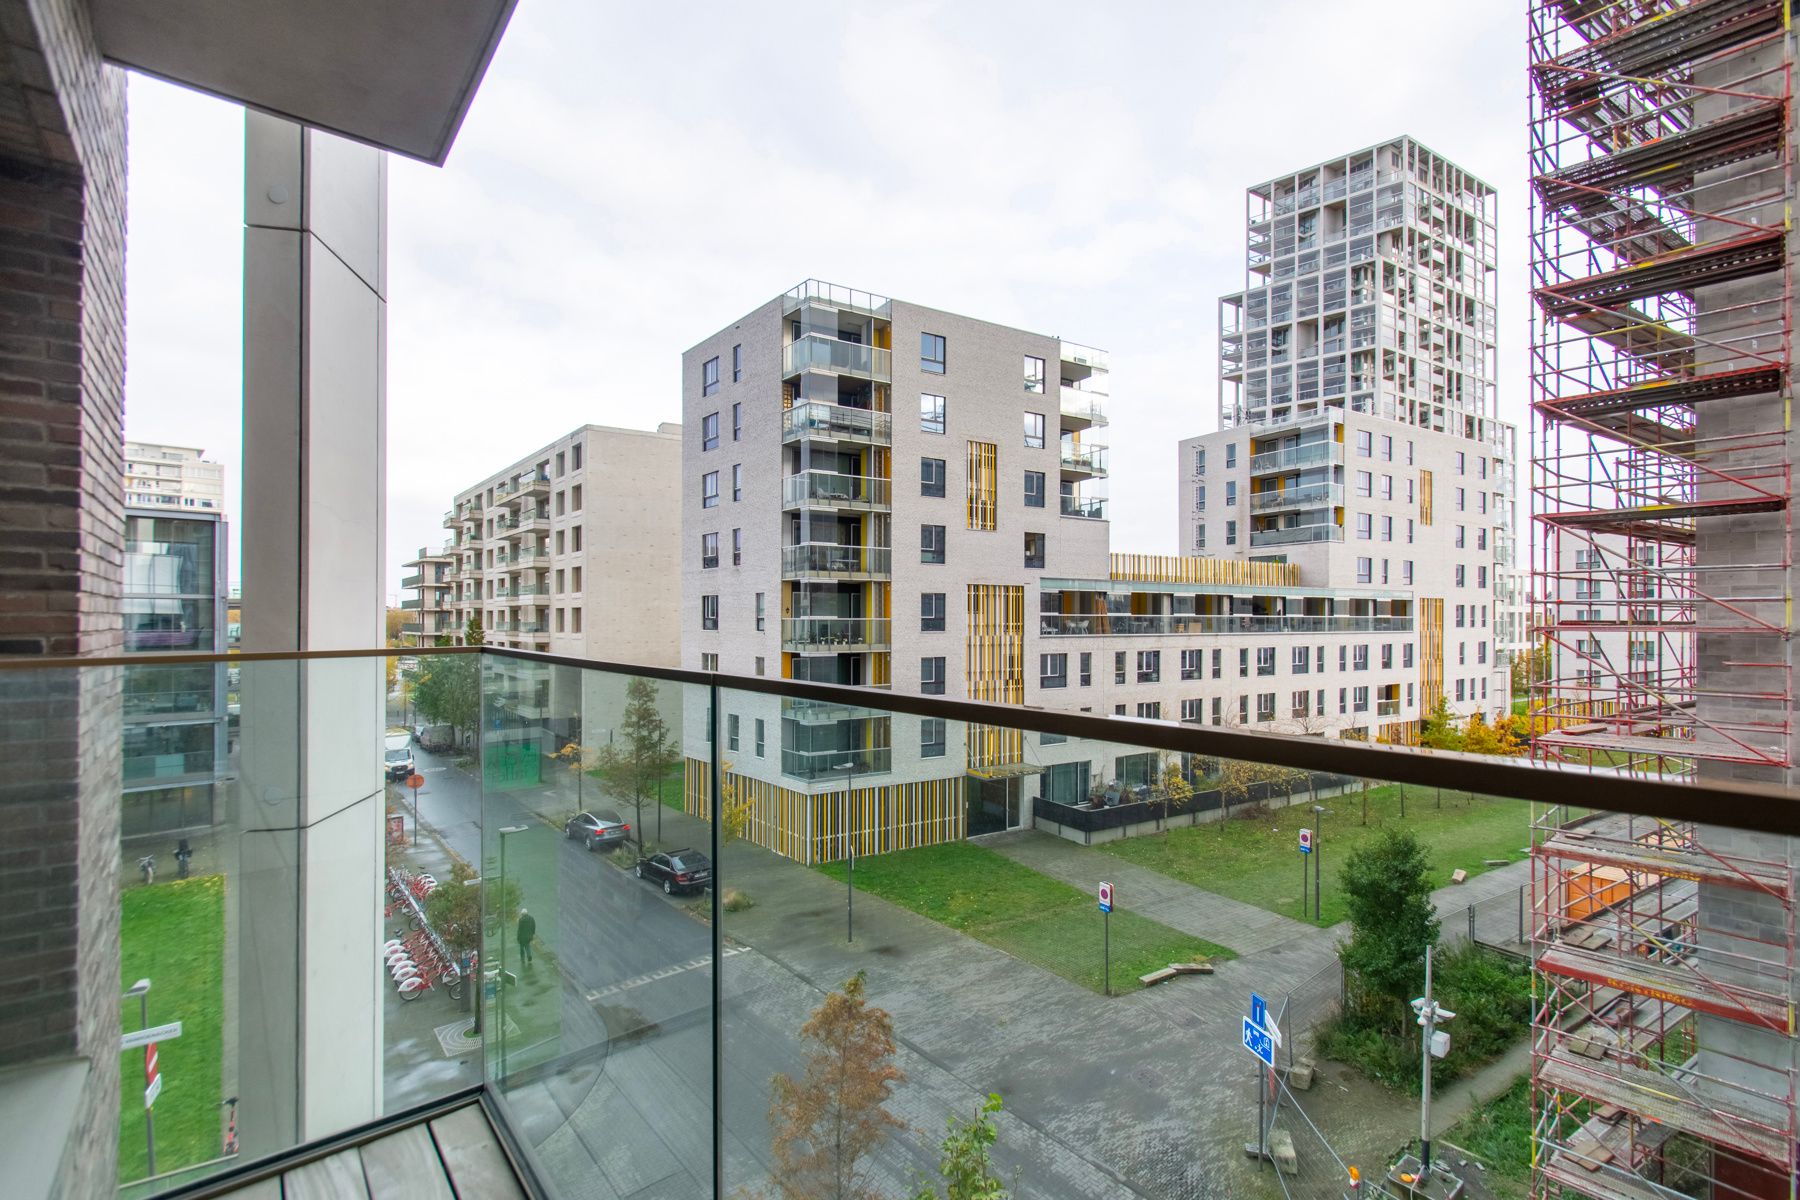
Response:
[121, 1021, 183, 1051]
[1298, 828, 1313, 920]
[1098, 882, 1114, 996]
[406, 772, 426, 844]
[1244, 992, 1282, 1169]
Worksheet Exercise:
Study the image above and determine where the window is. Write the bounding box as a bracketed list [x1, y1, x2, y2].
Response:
[755, 592, 765, 631]
[1024, 355, 1045, 393]
[1181, 698, 1201, 723]
[1079, 652, 1092, 686]
[1456, 604, 1466, 628]
[1137, 702, 1162, 720]
[555, 490, 565, 516]
[1404, 643, 1414, 668]
[701, 595, 718, 629]
[1257, 646, 1276, 676]
[732, 464, 743, 501]
[732, 528, 743, 566]
[1024, 532, 1045, 569]
[921, 717, 946, 758]
[1455, 565, 1466, 588]
[1180, 649, 1202, 680]
[727, 714, 740, 751]
[1226, 519, 1238, 546]
[1239, 695, 1250, 723]
[1225, 443, 1237, 468]
[1041, 653, 1068, 688]
[1137, 650, 1161, 683]
[1406, 440, 1414, 465]
[921, 657, 946, 694]
[1193, 447, 1205, 473]
[701, 652, 718, 671]
[572, 566, 582, 591]
[1338, 687, 1347, 715]
[1402, 560, 1414, 584]
[571, 525, 583, 552]
[1455, 525, 1466, 549]
[1353, 686, 1369, 713]
[921, 332, 946, 374]
[1225, 480, 1237, 506]
[921, 524, 946, 563]
[1477, 566, 1488, 589]
[1455, 487, 1466, 511]
[572, 443, 582, 470]
[1355, 430, 1372, 457]
[1257, 693, 1277, 723]
[1380, 516, 1393, 541]
[1292, 690, 1310, 719]
[1212, 697, 1224, 725]
[1356, 556, 1372, 583]
[1023, 411, 1045, 448]
[1380, 475, 1393, 501]
[1477, 528, 1487, 551]
[1406, 518, 1415, 544]
[702, 356, 719, 396]
[1024, 470, 1045, 508]
[731, 402, 742, 441]
[920, 393, 946, 434]
[1478, 456, 1488, 480]
[913, 591, 945, 633]
[731, 343, 742, 383]
[570, 484, 582, 512]
[1353, 645, 1369, 671]
[1212, 648, 1222, 678]
[1195, 524, 1206, 551]
[1194, 484, 1206, 511]
[1381, 643, 1393, 670]
[700, 532, 718, 569]
[1355, 470, 1372, 497]
[1455, 451, 1466, 475]
[754, 718, 765, 757]
[1292, 646, 1310, 674]
[701, 471, 719, 508]
[1380, 435, 1392, 461]
[1356, 513, 1372, 540]
[921, 457, 946, 497]
[555, 451, 565, 476]
[1238, 647, 1250, 677]
[1115, 651, 1127, 684]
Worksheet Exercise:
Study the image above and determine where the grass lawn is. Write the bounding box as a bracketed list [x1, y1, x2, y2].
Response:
[818, 842, 1234, 995]
[120, 874, 225, 1182]
[1099, 784, 1547, 927]
[1442, 1075, 1532, 1198]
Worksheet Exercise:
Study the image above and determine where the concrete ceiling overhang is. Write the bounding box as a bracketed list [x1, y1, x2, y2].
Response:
[89, 0, 516, 165]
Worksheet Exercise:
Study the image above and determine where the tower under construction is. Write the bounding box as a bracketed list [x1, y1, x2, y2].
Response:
[1528, 1, 1797, 1198]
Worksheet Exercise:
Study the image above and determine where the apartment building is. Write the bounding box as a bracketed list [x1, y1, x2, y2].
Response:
[398, 544, 456, 645]
[1186, 137, 1518, 728]
[124, 441, 226, 512]
[680, 280, 1432, 859]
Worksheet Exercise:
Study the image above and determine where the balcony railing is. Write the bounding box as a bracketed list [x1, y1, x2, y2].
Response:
[1250, 523, 1344, 546]
[1249, 483, 1343, 513]
[1059, 443, 1108, 477]
[1248, 442, 1340, 473]
[1038, 613, 1413, 636]
[780, 401, 892, 445]
[783, 278, 892, 319]
[782, 333, 892, 381]
[1060, 341, 1109, 372]
[401, 573, 424, 589]
[782, 744, 893, 780]
[1060, 495, 1107, 520]
[781, 471, 891, 511]
[780, 542, 892, 578]
[781, 616, 892, 652]
[1059, 388, 1108, 427]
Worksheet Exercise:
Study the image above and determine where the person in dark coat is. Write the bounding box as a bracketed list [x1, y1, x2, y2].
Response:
[516, 908, 537, 966]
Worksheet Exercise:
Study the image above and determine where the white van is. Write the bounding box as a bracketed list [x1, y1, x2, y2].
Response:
[385, 730, 414, 780]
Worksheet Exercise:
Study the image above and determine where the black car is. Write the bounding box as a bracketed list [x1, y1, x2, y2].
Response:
[634, 849, 713, 895]
[563, 810, 631, 851]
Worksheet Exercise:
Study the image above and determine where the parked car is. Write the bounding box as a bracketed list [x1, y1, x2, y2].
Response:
[564, 810, 631, 851]
[384, 731, 414, 781]
[634, 849, 713, 895]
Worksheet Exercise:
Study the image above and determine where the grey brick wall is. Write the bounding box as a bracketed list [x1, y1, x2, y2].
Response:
[0, 0, 126, 1195]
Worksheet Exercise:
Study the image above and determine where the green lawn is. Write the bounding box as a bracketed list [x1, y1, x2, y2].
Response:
[120, 874, 226, 1182]
[1443, 1076, 1531, 1197]
[818, 842, 1234, 995]
[1098, 784, 1543, 926]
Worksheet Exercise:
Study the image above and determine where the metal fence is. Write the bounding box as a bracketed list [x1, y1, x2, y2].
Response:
[1445, 883, 1530, 959]
[1277, 956, 1345, 1071]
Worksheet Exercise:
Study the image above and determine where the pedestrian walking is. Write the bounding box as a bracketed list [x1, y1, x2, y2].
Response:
[516, 908, 536, 967]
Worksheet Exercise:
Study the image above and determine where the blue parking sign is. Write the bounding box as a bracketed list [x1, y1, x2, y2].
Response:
[1242, 1016, 1274, 1067]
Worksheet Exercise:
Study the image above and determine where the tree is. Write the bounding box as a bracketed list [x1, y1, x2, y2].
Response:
[1419, 697, 1464, 751]
[1463, 712, 1526, 757]
[911, 1094, 1010, 1200]
[385, 607, 407, 644]
[420, 859, 521, 1033]
[1157, 753, 1193, 830]
[1338, 828, 1440, 1027]
[766, 971, 906, 1200]
[554, 740, 598, 816]
[718, 758, 754, 843]
[595, 677, 677, 854]
[412, 653, 480, 749]
[463, 612, 485, 648]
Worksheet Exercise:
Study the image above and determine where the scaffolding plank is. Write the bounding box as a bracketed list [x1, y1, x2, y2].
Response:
[1536, 102, 1785, 212]
[1538, 365, 1783, 418]
[1537, 1044, 1791, 1166]
[1538, 941, 1789, 1031]
[1541, 0, 1784, 109]
[1536, 230, 1785, 318]
[1541, 826, 1791, 895]
[1541, 1151, 1685, 1200]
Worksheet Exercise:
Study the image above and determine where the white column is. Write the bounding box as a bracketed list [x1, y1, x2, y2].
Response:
[239, 111, 389, 1149]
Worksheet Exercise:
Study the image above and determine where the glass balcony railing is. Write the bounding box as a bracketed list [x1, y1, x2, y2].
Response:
[781, 616, 892, 651]
[1059, 495, 1107, 519]
[780, 400, 892, 445]
[782, 278, 893, 319]
[1250, 522, 1345, 546]
[781, 470, 891, 510]
[1249, 441, 1341, 474]
[1059, 442, 1108, 476]
[1059, 387, 1108, 427]
[1248, 483, 1343, 513]
[401, 573, 424, 589]
[780, 542, 892, 578]
[1038, 613, 1413, 636]
[1059, 340, 1109, 373]
[782, 333, 892, 381]
[10, 645, 1800, 1199]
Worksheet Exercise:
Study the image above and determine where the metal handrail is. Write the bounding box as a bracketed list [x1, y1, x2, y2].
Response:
[5, 645, 1800, 836]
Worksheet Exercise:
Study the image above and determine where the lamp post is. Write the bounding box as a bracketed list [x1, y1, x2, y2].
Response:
[835, 759, 858, 943]
[126, 978, 154, 1174]
[1311, 804, 1328, 922]
[496, 825, 528, 1081]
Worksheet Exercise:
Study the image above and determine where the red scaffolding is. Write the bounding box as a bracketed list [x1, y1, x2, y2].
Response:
[1528, 2, 1796, 1198]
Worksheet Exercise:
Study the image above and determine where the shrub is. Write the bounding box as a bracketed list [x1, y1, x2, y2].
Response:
[723, 888, 754, 913]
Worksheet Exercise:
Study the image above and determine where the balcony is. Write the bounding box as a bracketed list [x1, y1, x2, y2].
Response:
[1060, 495, 1107, 520]
[511, 545, 550, 563]
[1059, 442, 1108, 479]
[1249, 483, 1343, 514]
[782, 616, 892, 652]
[782, 744, 893, 780]
[401, 573, 423, 590]
[780, 401, 892, 446]
[782, 333, 892, 381]
[441, 509, 455, 527]
[1059, 386, 1108, 429]
[782, 278, 892, 320]
[781, 470, 891, 511]
[1038, 613, 1412, 636]
[1250, 523, 1344, 547]
[1248, 442, 1341, 474]
[495, 474, 550, 500]
[781, 542, 891, 579]
[1060, 341, 1109, 373]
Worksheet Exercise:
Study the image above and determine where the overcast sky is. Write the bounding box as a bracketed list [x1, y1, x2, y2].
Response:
[120, 0, 1524, 600]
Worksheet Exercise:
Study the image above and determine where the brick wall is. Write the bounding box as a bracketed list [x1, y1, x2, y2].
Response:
[0, 0, 126, 1195]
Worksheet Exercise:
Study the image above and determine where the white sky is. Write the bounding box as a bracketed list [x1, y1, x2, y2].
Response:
[119, 0, 1526, 601]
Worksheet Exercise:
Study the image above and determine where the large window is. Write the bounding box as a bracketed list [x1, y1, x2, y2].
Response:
[702, 356, 719, 396]
[921, 657, 946, 694]
[702, 412, 719, 451]
[921, 592, 945, 631]
[700, 532, 718, 569]
[1023, 412, 1046, 449]
[921, 717, 946, 758]
[1024, 470, 1045, 508]
[1040, 653, 1067, 688]
[1256, 646, 1276, 675]
[1180, 649, 1201, 680]
[1136, 650, 1160, 683]
[700, 595, 718, 629]
[920, 393, 946, 434]
[1024, 532, 1045, 569]
[921, 457, 946, 497]
[701, 471, 719, 509]
[1024, 355, 1045, 393]
[921, 332, 947, 374]
[921, 524, 946, 564]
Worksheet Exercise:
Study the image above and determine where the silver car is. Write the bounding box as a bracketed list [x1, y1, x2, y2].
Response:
[564, 809, 631, 851]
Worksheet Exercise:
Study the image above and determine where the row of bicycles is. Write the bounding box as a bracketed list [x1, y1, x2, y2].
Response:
[383, 867, 465, 1001]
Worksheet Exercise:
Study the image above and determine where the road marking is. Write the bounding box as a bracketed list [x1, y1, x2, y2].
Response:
[584, 945, 748, 1003]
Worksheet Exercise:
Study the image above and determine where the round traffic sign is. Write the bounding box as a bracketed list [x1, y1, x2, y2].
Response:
[406, 774, 425, 790]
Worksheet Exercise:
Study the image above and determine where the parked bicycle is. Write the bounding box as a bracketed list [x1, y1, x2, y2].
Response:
[175, 839, 193, 880]
[137, 854, 155, 885]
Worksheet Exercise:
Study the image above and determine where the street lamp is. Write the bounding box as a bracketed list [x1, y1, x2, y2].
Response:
[835, 759, 858, 943]
[496, 825, 528, 1081]
[125, 979, 154, 1174]
[1311, 804, 1329, 922]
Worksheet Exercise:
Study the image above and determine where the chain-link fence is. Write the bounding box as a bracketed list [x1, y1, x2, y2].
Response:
[1276, 956, 1344, 1072]
[1444, 882, 1530, 958]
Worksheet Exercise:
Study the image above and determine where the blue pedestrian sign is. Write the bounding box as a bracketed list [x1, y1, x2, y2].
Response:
[1242, 1016, 1275, 1067]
